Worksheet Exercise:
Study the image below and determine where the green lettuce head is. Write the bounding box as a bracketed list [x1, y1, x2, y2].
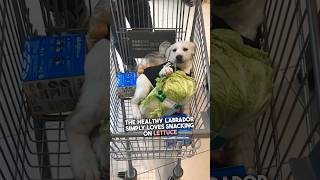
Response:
[211, 29, 273, 138]
[140, 71, 196, 118]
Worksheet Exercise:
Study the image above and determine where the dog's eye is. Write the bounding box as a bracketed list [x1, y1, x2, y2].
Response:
[173, 48, 177, 52]
[183, 48, 188, 51]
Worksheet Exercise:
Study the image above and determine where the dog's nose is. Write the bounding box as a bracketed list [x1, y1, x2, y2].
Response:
[176, 55, 183, 63]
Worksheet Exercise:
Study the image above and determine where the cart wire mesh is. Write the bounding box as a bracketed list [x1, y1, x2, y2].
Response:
[255, 0, 320, 179]
[109, 0, 209, 166]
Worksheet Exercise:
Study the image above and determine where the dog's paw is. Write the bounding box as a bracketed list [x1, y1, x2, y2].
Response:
[72, 152, 100, 180]
[93, 134, 109, 177]
[159, 66, 174, 76]
[132, 108, 142, 120]
[132, 111, 142, 120]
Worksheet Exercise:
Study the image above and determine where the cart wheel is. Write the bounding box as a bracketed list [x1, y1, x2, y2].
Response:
[126, 168, 137, 180]
[171, 166, 184, 179]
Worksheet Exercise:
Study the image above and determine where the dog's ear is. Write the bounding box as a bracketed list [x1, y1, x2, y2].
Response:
[165, 44, 174, 60]
[159, 41, 172, 56]
[188, 42, 196, 56]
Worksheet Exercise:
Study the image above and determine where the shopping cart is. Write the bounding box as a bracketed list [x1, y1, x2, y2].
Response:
[0, 0, 209, 179]
[109, 0, 210, 179]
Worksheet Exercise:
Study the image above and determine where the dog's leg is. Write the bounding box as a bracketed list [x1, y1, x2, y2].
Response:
[65, 109, 101, 180]
[225, 125, 256, 174]
[92, 129, 109, 177]
[159, 66, 174, 77]
[65, 39, 109, 180]
[131, 74, 153, 119]
[65, 87, 106, 180]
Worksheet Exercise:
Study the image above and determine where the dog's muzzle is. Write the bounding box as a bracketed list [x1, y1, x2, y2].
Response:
[176, 55, 183, 63]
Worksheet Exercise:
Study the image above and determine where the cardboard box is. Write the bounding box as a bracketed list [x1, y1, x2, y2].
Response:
[22, 34, 86, 114]
[23, 77, 84, 114]
[117, 72, 137, 98]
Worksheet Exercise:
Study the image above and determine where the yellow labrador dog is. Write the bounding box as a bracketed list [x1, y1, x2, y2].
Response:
[131, 41, 195, 120]
[65, 0, 110, 179]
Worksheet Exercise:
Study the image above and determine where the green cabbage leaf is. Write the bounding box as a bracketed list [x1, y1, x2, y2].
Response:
[141, 71, 196, 118]
[211, 29, 273, 137]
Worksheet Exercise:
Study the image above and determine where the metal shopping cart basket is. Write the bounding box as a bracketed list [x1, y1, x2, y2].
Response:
[254, 0, 320, 179]
[109, 0, 210, 179]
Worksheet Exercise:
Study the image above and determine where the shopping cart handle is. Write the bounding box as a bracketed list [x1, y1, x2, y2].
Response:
[111, 129, 210, 138]
[179, 129, 210, 138]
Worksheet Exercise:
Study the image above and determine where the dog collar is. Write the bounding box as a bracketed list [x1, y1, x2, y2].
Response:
[166, 62, 192, 77]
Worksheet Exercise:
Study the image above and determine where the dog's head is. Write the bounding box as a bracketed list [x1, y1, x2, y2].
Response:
[166, 41, 195, 65]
